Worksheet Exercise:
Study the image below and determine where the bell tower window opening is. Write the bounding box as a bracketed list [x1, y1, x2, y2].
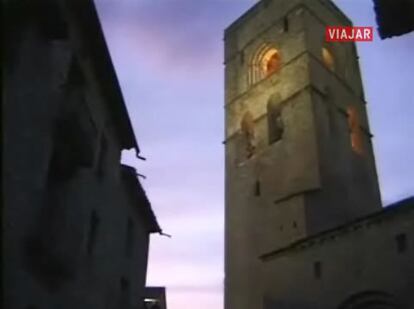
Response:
[283, 16, 289, 32]
[322, 46, 335, 71]
[347, 106, 364, 155]
[254, 181, 261, 196]
[249, 45, 281, 85]
[263, 49, 281, 77]
[267, 100, 284, 144]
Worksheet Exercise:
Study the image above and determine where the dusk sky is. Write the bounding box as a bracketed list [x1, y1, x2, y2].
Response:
[95, 1, 414, 308]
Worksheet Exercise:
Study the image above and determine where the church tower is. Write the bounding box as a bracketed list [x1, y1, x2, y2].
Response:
[224, 1, 382, 308]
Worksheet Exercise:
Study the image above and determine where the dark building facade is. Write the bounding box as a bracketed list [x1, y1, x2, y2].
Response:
[3, 0, 161, 308]
[223, 0, 414, 308]
[373, 0, 414, 39]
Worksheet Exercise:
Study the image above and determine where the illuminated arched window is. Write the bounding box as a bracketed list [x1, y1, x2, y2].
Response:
[322, 46, 335, 71]
[241, 111, 256, 158]
[347, 106, 364, 155]
[262, 49, 281, 77]
[249, 45, 282, 85]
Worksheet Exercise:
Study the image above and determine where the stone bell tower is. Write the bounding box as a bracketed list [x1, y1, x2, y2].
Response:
[224, 0, 382, 308]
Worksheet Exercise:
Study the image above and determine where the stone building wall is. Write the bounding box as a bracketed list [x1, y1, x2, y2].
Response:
[224, 1, 384, 309]
[3, 1, 159, 308]
[262, 199, 414, 309]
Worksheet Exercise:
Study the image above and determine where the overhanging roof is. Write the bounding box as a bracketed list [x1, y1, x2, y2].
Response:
[373, 0, 414, 39]
[61, 0, 140, 154]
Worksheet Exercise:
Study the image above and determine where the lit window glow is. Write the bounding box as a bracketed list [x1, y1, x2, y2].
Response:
[249, 44, 282, 85]
[322, 47, 335, 71]
[347, 106, 364, 155]
[262, 49, 281, 77]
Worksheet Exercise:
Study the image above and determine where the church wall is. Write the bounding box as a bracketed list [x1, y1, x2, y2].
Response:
[224, 0, 303, 62]
[262, 206, 414, 309]
[225, 1, 394, 309]
[224, 2, 318, 307]
[224, 4, 307, 103]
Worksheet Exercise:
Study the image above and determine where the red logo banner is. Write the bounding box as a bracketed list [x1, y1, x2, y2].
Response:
[326, 26, 373, 42]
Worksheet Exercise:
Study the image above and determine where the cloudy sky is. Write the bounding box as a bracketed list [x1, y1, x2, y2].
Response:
[95, 1, 414, 308]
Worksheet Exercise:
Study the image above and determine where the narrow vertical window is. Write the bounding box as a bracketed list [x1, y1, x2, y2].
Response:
[87, 210, 99, 255]
[254, 181, 261, 196]
[313, 261, 322, 279]
[322, 47, 335, 71]
[395, 233, 407, 253]
[120, 277, 129, 291]
[240, 51, 245, 65]
[267, 100, 284, 144]
[241, 111, 256, 159]
[323, 86, 336, 136]
[125, 218, 134, 258]
[97, 135, 107, 177]
[283, 16, 289, 32]
[347, 106, 364, 155]
[120, 277, 130, 308]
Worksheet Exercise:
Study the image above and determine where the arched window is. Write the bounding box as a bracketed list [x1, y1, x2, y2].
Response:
[338, 291, 401, 309]
[250, 44, 282, 85]
[241, 111, 256, 158]
[347, 105, 364, 155]
[322, 46, 335, 71]
[267, 99, 284, 144]
[87, 210, 99, 255]
[262, 49, 281, 77]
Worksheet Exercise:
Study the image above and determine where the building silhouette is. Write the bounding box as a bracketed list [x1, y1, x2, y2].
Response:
[223, 1, 413, 308]
[3, 0, 162, 308]
[373, 0, 414, 39]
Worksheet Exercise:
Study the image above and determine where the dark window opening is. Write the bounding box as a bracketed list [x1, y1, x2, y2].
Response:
[396, 233, 407, 253]
[120, 277, 131, 307]
[87, 210, 99, 255]
[314, 261, 322, 279]
[120, 277, 130, 292]
[97, 135, 107, 178]
[293, 221, 297, 228]
[267, 101, 284, 144]
[125, 218, 134, 258]
[279, 225, 284, 231]
[283, 17, 289, 32]
[328, 104, 336, 136]
[240, 51, 245, 65]
[254, 181, 261, 196]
